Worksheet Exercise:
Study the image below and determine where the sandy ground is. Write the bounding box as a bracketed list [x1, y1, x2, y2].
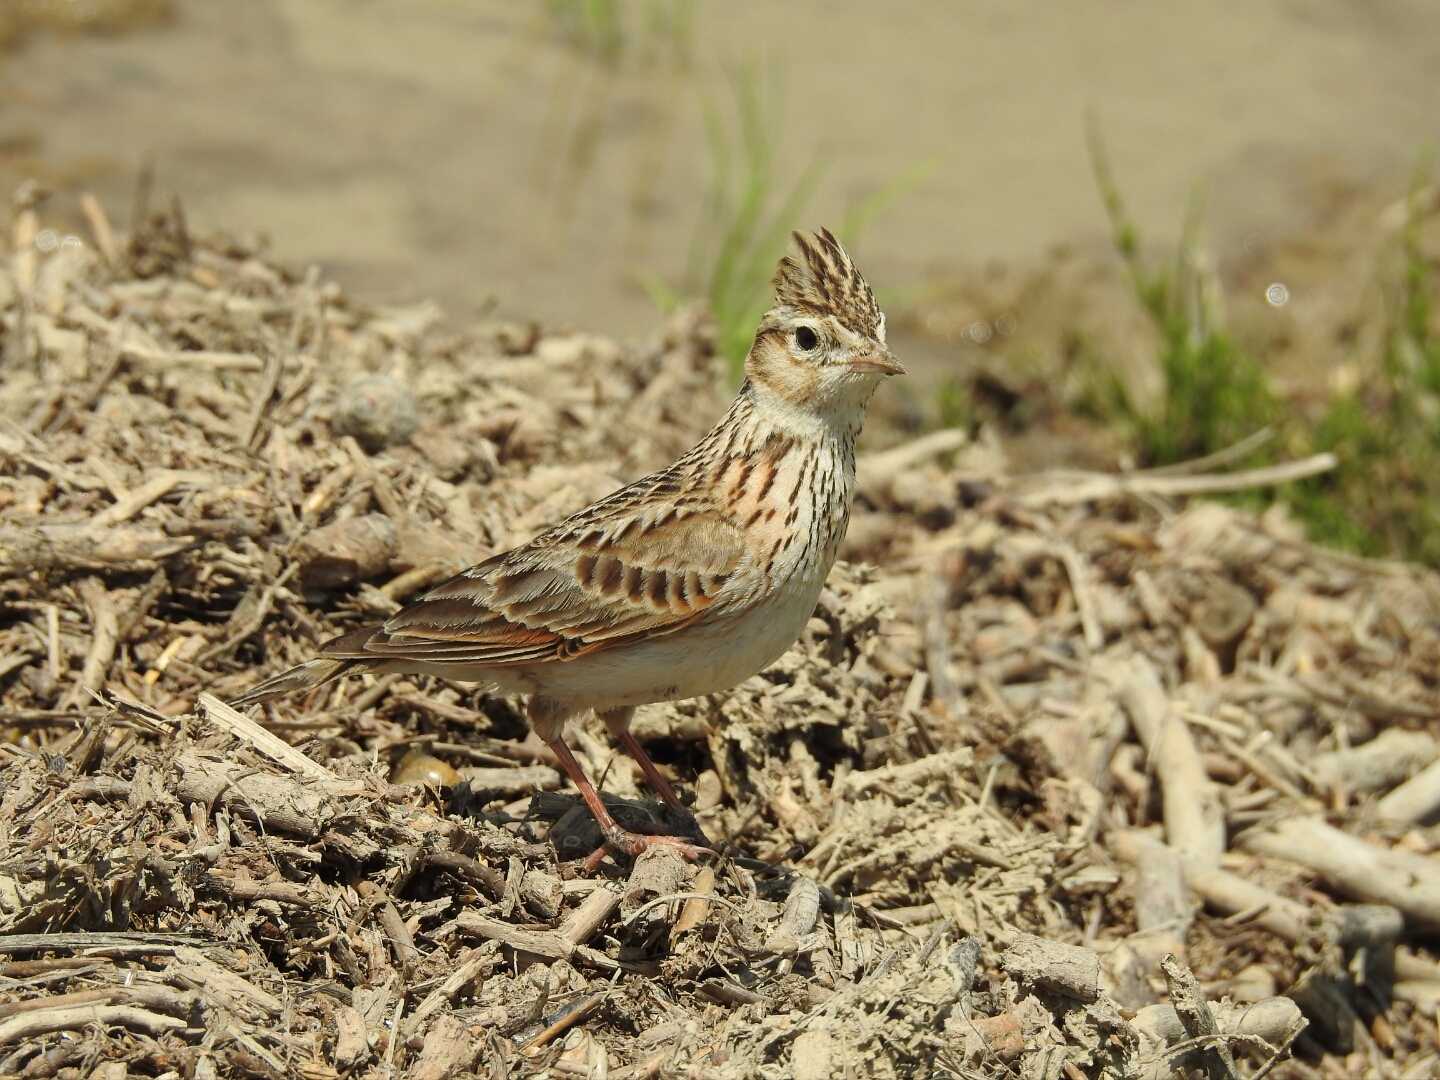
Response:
[4, 0, 1439, 339]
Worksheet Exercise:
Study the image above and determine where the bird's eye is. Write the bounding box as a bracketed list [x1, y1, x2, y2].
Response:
[794, 326, 819, 352]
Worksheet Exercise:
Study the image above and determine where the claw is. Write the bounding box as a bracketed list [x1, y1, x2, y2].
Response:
[576, 828, 714, 874]
[603, 825, 713, 861]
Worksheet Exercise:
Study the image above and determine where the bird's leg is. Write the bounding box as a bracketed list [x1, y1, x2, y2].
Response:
[600, 707, 682, 807]
[541, 733, 711, 864]
[529, 695, 709, 865]
[599, 706, 712, 847]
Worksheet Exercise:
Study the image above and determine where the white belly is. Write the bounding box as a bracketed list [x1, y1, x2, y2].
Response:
[499, 573, 826, 708]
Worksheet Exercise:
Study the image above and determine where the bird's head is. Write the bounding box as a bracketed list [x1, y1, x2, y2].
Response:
[744, 228, 904, 417]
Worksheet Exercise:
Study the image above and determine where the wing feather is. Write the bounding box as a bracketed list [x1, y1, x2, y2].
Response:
[319, 491, 750, 669]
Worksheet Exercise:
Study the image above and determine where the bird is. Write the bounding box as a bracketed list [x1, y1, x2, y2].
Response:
[231, 228, 903, 863]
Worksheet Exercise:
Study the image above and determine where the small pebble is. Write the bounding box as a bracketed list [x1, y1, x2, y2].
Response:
[693, 769, 724, 812]
[332, 374, 419, 451]
[391, 750, 461, 787]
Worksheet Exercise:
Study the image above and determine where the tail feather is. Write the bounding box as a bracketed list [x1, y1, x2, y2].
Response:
[229, 658, 356, 708]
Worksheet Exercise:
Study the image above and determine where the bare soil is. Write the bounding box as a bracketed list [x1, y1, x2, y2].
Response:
[4, 0, 1439, 341]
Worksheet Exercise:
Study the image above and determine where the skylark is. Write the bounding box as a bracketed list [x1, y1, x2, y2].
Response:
[233, 228, 903, 861]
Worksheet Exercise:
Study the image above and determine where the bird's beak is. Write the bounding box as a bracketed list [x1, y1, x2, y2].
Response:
[848, 349, 906, 376]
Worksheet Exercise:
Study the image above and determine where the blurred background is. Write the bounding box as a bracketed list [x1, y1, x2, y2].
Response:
[5, 0, 1440, 559]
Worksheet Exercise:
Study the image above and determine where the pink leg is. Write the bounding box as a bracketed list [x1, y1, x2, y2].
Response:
[541, 734, 711, 864]
[599, 706, 687, 808]
[616, 727, 683, 808]
[601, 708, 713, 847]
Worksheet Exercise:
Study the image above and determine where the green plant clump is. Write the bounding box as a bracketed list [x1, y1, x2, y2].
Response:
[1290, 176, 1440, 561]
[1087, 129, 1440, 562]
[1086, 124, 1277, 467]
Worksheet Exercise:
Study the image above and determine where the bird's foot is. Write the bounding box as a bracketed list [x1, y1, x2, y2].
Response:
[577, 828, 714, 874]
[607, 826, 714, 861]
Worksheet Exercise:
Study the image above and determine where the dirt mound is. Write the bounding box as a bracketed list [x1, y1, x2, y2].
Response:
[2, 204, 1439, 1077]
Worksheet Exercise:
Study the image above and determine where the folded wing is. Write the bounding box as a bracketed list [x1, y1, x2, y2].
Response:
[320, 498, 748, 668]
